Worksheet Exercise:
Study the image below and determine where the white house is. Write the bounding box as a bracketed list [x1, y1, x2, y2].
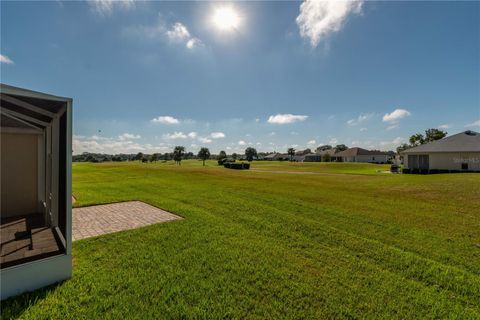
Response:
[334, 147, 391, 163]
[401, 130, 480, 172]
[1, 84, 72, 299]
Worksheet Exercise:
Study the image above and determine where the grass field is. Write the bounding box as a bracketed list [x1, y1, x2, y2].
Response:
[2, 161, 480, 319]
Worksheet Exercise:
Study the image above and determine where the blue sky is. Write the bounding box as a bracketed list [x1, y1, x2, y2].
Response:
[1, 1, 479, 154]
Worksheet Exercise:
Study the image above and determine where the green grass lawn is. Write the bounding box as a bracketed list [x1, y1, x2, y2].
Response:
[3, 161, 480, 319]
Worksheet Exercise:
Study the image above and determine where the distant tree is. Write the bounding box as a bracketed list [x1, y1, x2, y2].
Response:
[401, 128, 447, 154]
[316, 145, 332, 153]
[396, 143, 410, 154]
[322, 153, 331, 162]
[425, 128, 447, 142]
[173, 146, 185, 165]
[287, 148, 296, 161]
[151, 153, 161, 162]
[245, 147, 257, 162]
[141, 157, 148, 163]
[409, 133, 425, 146]
[198, 147, 211, 166]
[232, 153, 238, 160]
[218, 150, 227, 160]
[335, 144, 348, 152]
[134, 152, 144, 161]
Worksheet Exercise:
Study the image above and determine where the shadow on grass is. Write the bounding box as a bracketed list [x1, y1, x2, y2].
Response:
[1, 281, 63, 320]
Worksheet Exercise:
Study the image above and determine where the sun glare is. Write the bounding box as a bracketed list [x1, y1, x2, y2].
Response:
[212, 7, 240, 31]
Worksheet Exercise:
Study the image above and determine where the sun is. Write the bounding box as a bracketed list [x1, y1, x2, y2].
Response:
[212, 7, 240, 31]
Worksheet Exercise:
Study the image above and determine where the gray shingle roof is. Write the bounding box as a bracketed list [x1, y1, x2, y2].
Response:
[335, 147, 389, 157]
[401, 131, 480, 154]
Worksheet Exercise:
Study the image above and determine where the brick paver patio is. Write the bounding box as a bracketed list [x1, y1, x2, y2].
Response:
[72, 201, 182, 241]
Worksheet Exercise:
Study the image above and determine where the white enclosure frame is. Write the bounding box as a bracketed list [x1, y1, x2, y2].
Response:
[0, 84, 72, 300]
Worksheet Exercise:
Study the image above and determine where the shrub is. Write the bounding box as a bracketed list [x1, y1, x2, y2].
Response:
[411, 168, 420, 174]
[402, 168, 410, 174]
[390, 165, 399, 173]
[419, 169, 429, 174]
[429, 169, 439, 174]
[438, 169, 449, 174]
[224, 162, 250, 170]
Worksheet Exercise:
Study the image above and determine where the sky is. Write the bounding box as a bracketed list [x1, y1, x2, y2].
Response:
[1, 0, 479, 155]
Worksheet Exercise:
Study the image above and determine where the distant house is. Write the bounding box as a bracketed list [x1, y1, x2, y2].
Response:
[303, 153, 322, 162]
[401, 130, 480, 172]
[316, 148, 341, 162]
[264, 153, 279, 161]
[295, 149, 312, 156]
[335, 147, 391, 163]
[264, 153, 288, 161]
[292, 155, 305, 162]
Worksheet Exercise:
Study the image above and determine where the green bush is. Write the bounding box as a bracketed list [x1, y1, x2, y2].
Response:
[224, 162, 250, 170]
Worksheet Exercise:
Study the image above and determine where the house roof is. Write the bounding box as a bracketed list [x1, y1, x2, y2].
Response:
[316, 148, 339, 156]
[401, 131, 480, 154]
[264, 153, 278, 159]
[335, 147, 389, 157]
[304, 153, 320, 158]
[292, 155, 305, 161]
[1, 83, 72, 130]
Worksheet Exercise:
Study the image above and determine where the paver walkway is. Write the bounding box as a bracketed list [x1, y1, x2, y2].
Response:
[72, 201, 182, 241]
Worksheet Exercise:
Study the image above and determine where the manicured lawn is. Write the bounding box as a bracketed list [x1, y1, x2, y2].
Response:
[2, 161, 480, 319]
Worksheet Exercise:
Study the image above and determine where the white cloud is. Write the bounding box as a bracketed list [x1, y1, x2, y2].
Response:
[296, 0, 363, 47]
[210, 132, 225, 139]
[73, 135, 170, 154]
[360, 127, 368, 132]
[268, 132, 276, 136]
[90, 135, 109, 141]
[118, 133, 141, 140]
[0, 54, 14, 64]
[347, 113, 374, 126]
[386, 124, 399, 130]
[88, 0, 135, 16]
[166, 22, 191, 42]
[186, 38, 203, 49]
[382, 108, 411, 123]
[465, 119, 480, 128]
[166, 22, 202, 49]
[188, 132, 198, 138]
[437, 124, 450, 130]
[151, 116, 180, 124]
[307, 140, 316, 145]
[329, 137, 338, 144]
[125, 19, 202, 50]
[238, 140, 246, 146]
[268, 114, 308, 124]
[198, 137, 212, 144]
[162, 132, 187, 140]
[380, 137, 404, 148]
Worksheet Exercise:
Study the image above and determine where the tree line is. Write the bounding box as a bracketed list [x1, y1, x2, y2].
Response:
[73, 146, 259, 166]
